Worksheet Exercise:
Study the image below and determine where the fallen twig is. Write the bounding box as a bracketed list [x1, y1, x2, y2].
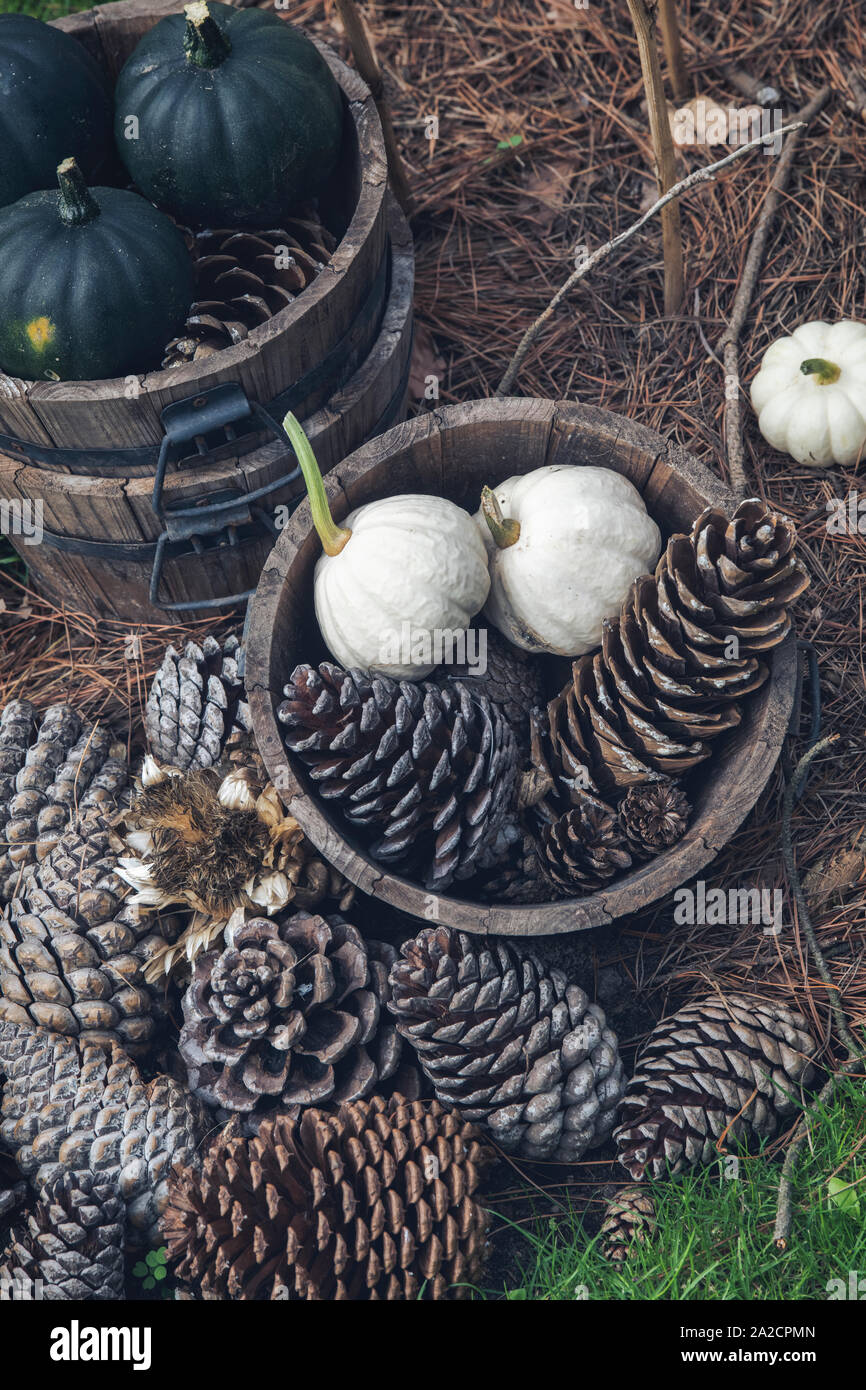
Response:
[772, 735, 866, 1250]
[333, 0, 413, 213]
[657, 0, 691, 105]
[719, 87, 830, 498]
[495, 120, 808, 397]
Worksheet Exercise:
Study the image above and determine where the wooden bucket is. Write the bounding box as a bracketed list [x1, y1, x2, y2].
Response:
[246, 398, 798, 938]
[0, 0, 413, 621]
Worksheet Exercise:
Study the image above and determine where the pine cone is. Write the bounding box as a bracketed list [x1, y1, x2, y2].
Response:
[279, 664, 519, 891]
[163, 1095, 491, 1300]
[388, 927, 625, 1161]
[145, 635, 251, 771]
[541, 793, 632, 893]
[476, 825, 560, 904]
[617, 779, 690, 856]
[613, 993, 819, 1181]
[162, 215, 335, 367]
[117, 761, 355, 977]
[0, 810, 181, 1055]
[0, 1019, 208, 1247]
[179, 910, 412, 1114]
[0, 702, 130, 900]
[541, 500, 809, 795]
[599, 1185, 656, 1265]
[440, 629, 546, 752]
[0, 1170, 124, 1300]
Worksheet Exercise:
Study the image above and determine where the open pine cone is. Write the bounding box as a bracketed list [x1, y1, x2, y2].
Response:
[0, 1169, 125, 1301]
[599, 1185, 656, 1265]
[439, 628, 546, 752]
[389, 926, 626, 1161]
[0, 701, 130, 901]
[539, 500, 809, 795]
[116, 758, 354, 977]
[0, 1019, 207, 1246]
[617, 779, 690, 856]
[163, 1095, 491, 1300]
[613, 992, 820, 1181]
[162, 214, 335, 367]
[541, 793, 633, 893]
[179, 910, 414, 1114]
[145, 634, 251, 771]
[278, 663, 519, 891]
[0, 809, 181, 1055]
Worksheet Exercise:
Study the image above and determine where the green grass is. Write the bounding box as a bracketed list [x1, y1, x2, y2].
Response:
[484, 1072, 866, 1301]
[1, 1, 95, 19]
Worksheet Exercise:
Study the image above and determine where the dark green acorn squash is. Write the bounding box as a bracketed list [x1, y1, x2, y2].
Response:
[0, 159, 195, 382]
[0, 15, 113, 209]
[114, 1, 345, 228]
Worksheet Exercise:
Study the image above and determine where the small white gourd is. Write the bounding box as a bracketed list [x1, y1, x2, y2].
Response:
[474, 464, 660, 656]
[750, 319, 866, 468]
[283, 413, 490, 679]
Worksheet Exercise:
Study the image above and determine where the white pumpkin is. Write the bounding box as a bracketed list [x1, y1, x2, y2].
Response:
[750, 319, 866, 468]
[283, 413, 489, 679]
[473, 464, 660, 656]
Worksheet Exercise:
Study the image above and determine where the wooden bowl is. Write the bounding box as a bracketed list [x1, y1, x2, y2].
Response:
[247, 398, 797, 937]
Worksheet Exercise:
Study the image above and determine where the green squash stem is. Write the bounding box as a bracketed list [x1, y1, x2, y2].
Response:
[56, 158, 100, 227]
[800, 357, 841, 385]
[481, 485, 521, 549]
[282, 412, 352, 557]
[184, 1, 232, 69]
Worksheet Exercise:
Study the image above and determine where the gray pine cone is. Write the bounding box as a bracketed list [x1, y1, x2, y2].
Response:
[0, 1170, 124, 1300]
[599, 1185, 656, 1264]
[145, 635, 251, 771]
[388, 926, 626, 1161]
[0, 810, 182, 1056]
[0, 1019, 208, 1246]
[0, 702, 130, 900]
[179, 911, 412, 1114]
[613, 992, 820, 1181]
[439, 628, 546, 752]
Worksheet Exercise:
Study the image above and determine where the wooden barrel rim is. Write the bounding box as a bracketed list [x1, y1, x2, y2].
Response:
[246, 398, 798, 937]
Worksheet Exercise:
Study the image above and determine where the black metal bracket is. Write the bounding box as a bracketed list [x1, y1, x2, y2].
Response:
[148, 384, 300, 612]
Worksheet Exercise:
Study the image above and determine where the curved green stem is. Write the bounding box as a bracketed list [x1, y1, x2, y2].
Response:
[184, 1, 231, 69]
[800, 357, 841, 385]
[56, 158, 100, 227]
[282, 412, 351, 557]
[481, 486, 521, 549]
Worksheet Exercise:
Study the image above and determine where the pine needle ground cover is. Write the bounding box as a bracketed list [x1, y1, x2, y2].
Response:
[1, 0, 865, 1304]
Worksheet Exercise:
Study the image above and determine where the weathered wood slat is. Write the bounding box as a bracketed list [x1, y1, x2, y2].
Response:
[246, 399, 797, 938]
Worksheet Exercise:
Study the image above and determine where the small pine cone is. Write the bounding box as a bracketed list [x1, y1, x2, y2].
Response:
[613, 993, 820, 1182]
[145, 634, 251, 772]
[162, 216, 334, 367]
[617, 779, 690, 856]
[599, 1185, 656, 1265]
[0, 1170, 124, 1300]
[0, 702, 130, 899]
[476, 825, 559, 904]
[0, 1019, 208, 1247]
[440, 629, 546, 751]
[541, 794, 632, 892]
[388, 927, 626, 1162]
[279, 664, 519, 891]
[0, 809, 181, 1055]
[163, 1095, 491, 1300]
[179, 911, 411, 1114]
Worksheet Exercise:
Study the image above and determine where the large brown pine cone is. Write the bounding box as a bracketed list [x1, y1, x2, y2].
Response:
[278, 664, 519, 891]
[179, 910, 413, 1114]
[0, 810, 181, 1055]
[0, 1019, 208, 1247]
[539, 500, 809, 795]
[162, 215, 335, 367]
[0, 1170, 124, 1300]
[613, 993, 819, 1181]
[541, 793, 632, 892]
[389, 927, 626, 1161]
[145, 635, 251, 771]
[0, 702, 130, 900]
[163, 1095, 491, 1300]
